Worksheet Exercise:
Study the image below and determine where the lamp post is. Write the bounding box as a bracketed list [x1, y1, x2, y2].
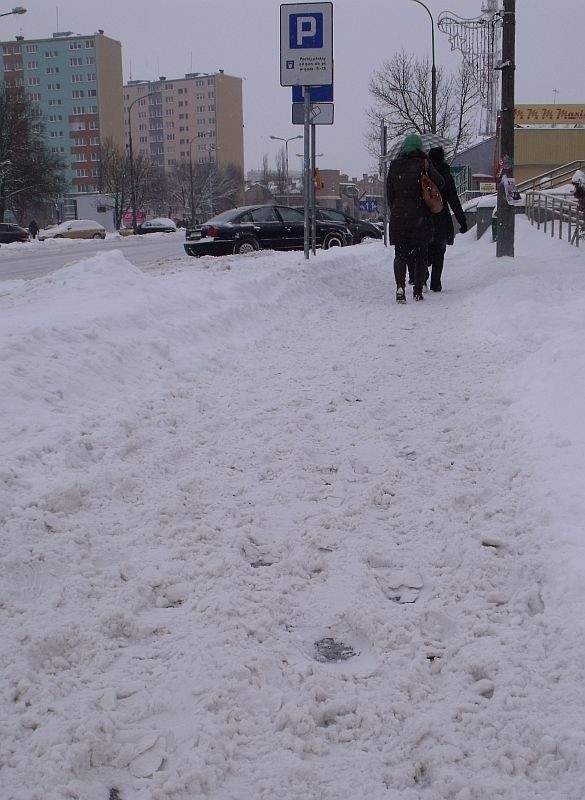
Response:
[188, 136, 198, 225]
[127, 91, 155, 232]
[409, 0, 436, 133]
[0, 6, 26, 17]
[270, 134, 302, 193]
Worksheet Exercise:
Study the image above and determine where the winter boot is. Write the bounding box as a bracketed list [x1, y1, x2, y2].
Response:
[396, 287, 406, 304]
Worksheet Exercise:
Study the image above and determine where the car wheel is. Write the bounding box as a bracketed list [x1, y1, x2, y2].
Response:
[233, 237, 259, 255]
[184, 246, 199, 258]
[323, 232, 344, 249]
[92, 232, 103, 239]
[54, 234, 64, 238]
[359, 233, 375, 243]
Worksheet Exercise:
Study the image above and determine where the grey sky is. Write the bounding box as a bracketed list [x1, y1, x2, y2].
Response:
[3, 0, 583, 177]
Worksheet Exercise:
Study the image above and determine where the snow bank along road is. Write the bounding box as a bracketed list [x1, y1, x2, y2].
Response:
[1, 224, 585, 800]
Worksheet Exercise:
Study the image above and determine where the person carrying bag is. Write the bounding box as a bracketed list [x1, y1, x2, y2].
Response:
[386, 134, 444, 302]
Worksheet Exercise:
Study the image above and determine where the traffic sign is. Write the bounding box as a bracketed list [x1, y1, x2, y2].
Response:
[280, 3, 333, 87]
[292, 84, 333, 103]
[292, 102, 334, 125]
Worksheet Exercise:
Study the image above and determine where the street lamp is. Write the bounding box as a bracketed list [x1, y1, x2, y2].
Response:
[270, 134, 302, 192]
[127, 91, 156, 232]
[409, 0, 437, 134]
[188, 136, 198, 225]
[0, 6, 26, 17]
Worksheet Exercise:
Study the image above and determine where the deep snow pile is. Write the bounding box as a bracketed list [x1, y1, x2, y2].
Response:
[1, 221, 585, 800]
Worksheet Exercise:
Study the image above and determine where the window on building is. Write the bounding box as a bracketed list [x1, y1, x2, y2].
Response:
[69, 41, 82, 50]
[70, 57, 83, 66]
[25, 44, 37, 53]
[85, 39, 94, 48]
[27, 60, 39, 70]
[87, 73, 96, 81]
[28, 77, 40, 86]
[45, 50, 58, 58]
[71, 74, 84, 83]
[72, 90, 85, 98]
[86, 56, 95, 65]
[88, 89, 97, 97]
[47, 83, 61, 90]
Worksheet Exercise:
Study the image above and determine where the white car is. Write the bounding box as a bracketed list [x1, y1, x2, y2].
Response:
[38, 219, 106, 241]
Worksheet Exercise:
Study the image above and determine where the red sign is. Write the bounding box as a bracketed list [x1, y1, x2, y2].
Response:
[122, 211, 145, 226]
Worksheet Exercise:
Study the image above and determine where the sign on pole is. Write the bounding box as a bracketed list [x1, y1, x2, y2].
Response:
[280, 3, 333, 87]
[292, 102, 333, 125]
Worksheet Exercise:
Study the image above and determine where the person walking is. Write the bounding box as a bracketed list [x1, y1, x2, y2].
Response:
[28, 219, 39, 239]
[386, 134, 443, 303]
[425, 147, 468, 292]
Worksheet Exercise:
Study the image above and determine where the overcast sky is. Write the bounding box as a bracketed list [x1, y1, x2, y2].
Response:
[3, 0, 583, 177]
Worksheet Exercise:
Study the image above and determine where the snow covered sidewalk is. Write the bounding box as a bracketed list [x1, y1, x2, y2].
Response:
[1, 221, 585, 800]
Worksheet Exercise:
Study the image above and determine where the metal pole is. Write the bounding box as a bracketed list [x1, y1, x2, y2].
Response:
[128, 104, 137, 233]
[410, 0, 436, 133]
[311, 124, 317, 255]
[189, 139, 195, 225]
[303, 87, 310, 260]
[127, 92, 155, 233]
[496, 0, 515, 258]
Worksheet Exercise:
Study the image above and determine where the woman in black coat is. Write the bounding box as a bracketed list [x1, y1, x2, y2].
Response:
[426, 147, 468, 292]
[386, 134, 443, 302]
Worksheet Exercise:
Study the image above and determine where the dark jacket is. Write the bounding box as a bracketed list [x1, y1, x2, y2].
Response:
[428, 157, 467, 245]
[386, 151, 444, 246]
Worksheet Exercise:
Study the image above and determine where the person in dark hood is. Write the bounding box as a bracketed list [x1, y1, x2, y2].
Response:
[425, 147, 468, 292]
[28, 219, 39, 239]
[386, 134, 444, 302]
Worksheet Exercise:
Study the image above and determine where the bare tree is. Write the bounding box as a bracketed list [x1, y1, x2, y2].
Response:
[98, 139, 161, 228]
[367, 51, 480, 160]
[0, 88, 65, 223]
[274, 148, 287, 195]
[97, 138, 130, 230]
[260, 154, 272, 187]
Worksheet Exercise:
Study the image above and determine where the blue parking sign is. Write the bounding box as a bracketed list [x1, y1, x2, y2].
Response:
[280, 3, 333, 87]
[289, 13, 323, 49]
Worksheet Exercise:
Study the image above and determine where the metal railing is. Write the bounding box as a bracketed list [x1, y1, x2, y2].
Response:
[516, 161, 585, 193]
[525, 191, 584, 248]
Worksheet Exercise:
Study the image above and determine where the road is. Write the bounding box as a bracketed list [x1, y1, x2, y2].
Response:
[0, 233, 189, 281]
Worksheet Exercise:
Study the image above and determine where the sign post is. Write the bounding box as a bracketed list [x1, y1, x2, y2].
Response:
[280, 3, 333, 259]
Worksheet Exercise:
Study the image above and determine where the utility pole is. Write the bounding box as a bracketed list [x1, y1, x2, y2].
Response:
[496, 0, 516, 258]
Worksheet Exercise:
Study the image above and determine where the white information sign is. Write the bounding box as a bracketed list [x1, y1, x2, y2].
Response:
[280, 3, 333, 87]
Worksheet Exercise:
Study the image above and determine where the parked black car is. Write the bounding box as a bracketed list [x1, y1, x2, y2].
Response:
[312, 207, 383, 243]
[184, 204, 352, 257]
[136, 217, 178, 234]
[0, 222, 30, 244]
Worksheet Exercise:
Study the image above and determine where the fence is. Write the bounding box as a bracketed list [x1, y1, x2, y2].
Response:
[524, 191, 583, 248]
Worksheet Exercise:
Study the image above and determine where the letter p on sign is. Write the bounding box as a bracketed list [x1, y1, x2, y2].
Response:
[290, 13, 323, 48]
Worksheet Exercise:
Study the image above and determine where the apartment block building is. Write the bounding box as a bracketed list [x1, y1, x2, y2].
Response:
[124, 70, 244, 176]
[0, 30, 124, 194]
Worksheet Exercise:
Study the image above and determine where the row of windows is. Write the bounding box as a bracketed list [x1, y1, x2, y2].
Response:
[23, 57, 95, 70]
[27, 75, 95, 87]
[72, 136, 100, 145]
[73, 168, 100, 177]
[2, 40, 94, 56]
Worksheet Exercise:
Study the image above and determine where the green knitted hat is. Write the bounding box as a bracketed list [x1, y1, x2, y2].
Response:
[400, 133, 423, 154]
